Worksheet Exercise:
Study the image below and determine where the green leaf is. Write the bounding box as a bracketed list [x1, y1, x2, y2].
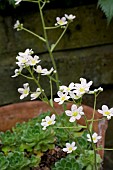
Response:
[0, 153, 9, 170]
[98, 0, 113, 24]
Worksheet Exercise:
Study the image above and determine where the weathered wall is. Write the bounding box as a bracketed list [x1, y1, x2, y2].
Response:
[0, 4, 113, 105]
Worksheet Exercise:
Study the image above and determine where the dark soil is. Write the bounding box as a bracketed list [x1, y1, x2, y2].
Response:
[33, 146, 67, 170]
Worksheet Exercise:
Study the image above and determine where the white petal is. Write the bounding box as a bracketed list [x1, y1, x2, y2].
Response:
[69, 116, 75, 122]
[65, 110, 72, 116]
[102, 105, 108, 111]
[71, 104, 77, 111]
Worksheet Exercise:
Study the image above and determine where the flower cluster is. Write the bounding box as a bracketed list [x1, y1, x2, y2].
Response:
[54, 78, 93, 104]
[12, 49, 54, 100]
[55, 14, 76, 26]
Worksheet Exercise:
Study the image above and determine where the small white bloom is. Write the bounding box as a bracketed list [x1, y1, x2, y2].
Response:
[65, 14, 76, 21]
[30, 88, 42, 100]
[15, 0, 22, 5]
[34, 65, 45, 73]
[54, 91, 70, 105]
[55, 17, 67, 26]
[41, 67, 54, 75]
[63, 142, 77, 153]
[11, 67, 23, 77]
[69, 91, 81, 100]
[16, 49, 34, 67]
[16, 55, 29, 67]
[18, 49, 34, 57]
[98, 105, 113, 120]
[28, 55, 40, 66]
[89, 87, 103, 94]
[74, 78, 93, 96]
[14, 20, 23, 31]
[59, 82, 75, 93]
[65, 104, 84, 122]
[18, 83, 30, 99]
[87, 133, 101, 144]
[41, 114, 56, 130]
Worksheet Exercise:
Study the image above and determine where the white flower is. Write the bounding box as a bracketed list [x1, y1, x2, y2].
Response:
[16, 55, 29, 67]
[41, 67, 54, 75]
[18, 49, 34, 57]
[34, 65, 54, 75]
[87, 133, 101, 144]
[54, 91, 70, 105]
[30, 88, 42, 100]
[98, 105, 113, 120]
[89, 87, 103, 94]
[69, 91, 81, 100]
[59, 82, 75, 93]
[74, 78, 93, 96]
[65, 104, 84, 122]
[65, 14, 76, 21]
[34, 65, 45, 73]
[16, 49, 34, 67]
[41, 114, 56, 130]
[63, 142, 77, 153]
[15, 0, 22, 5]
[55, 17, 67, 26]
[14, 20, 23, 31]
[28, 55, 40, 66]
[11, 67, 23, 77]
[18, 83, 30, 99]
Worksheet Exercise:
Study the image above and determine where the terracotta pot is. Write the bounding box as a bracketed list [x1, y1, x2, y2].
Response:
[0, 101, 107, 160]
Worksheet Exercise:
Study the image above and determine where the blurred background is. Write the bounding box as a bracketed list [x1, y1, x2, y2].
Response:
[0, 0, 113, 169]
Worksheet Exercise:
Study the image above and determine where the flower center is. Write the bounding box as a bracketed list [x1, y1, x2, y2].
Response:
[58, 20, 64, 25]
[79, 88, 85, 92]
[68, 147, 73, 151]
[23, 89, 28, 94]
[93, 137, 96, 141]
[72, 111, 78, 117]
[105, 111, 110, 115]
[61, 96, 66, 101]
[31, 59, 36, 65]
[67, 87, 70, 91]
[48, 120, 52, 125]
[22, 58, 27, 63]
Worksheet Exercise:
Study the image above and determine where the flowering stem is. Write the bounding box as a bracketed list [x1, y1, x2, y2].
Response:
[87, 117, 105, 122]
[91, 94, 97, 132]
[27, 67, 48, 101]
[96, 148, 113, 151]
[22, 27, 46, 42]
[50, 24, 68, 52]
[84, 115, 98, 170]
[20, 73, 33, 80]
[45, 26, 60, 29]
[23, 0, 39, 3]
[38, 1, 59, 89]
[54, 126, 87, 129]
[49, 77, 53, 107]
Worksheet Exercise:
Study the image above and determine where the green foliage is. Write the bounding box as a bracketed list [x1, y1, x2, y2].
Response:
[98, 0, 113, 24]
[0, 112, 101, 169]
[52, 150, 102, 170]
[0, 112, 56, 169]
[0, 153, 9, 170]
[77, 150, 102, 169]
[54, 112, 83, 147]
[52, 157, 82, 170]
